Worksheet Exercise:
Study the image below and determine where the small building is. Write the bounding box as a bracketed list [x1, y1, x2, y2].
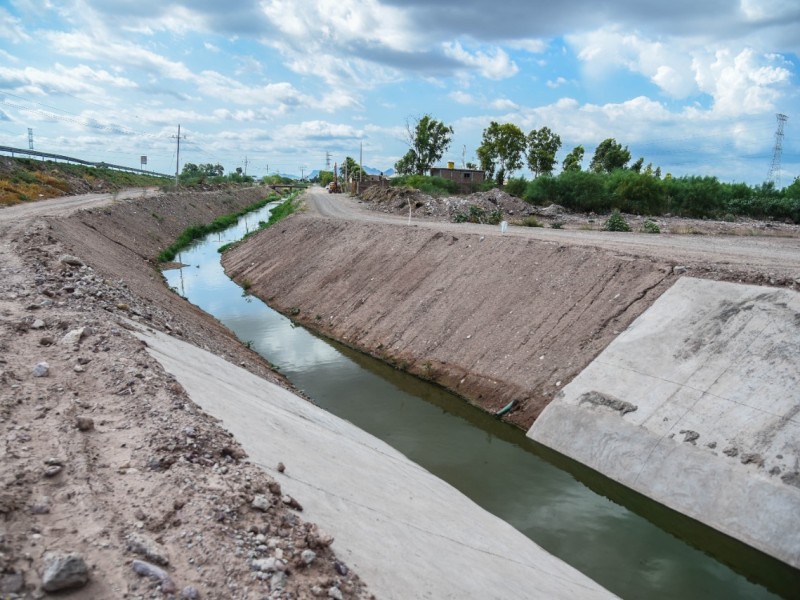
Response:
[429, 163, 485, 191]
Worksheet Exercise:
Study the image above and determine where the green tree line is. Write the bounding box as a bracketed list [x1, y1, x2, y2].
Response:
[392, 115, 800, 223]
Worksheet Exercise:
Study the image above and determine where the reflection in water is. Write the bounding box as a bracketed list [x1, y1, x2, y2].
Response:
[163, 203, 794, 600]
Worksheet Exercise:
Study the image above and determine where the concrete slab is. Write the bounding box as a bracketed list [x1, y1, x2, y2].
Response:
[528, 277, 800, 568]
[131, 323, 615, 600]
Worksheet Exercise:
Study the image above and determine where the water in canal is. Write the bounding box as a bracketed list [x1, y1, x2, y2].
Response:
[163, 202, 795, 599]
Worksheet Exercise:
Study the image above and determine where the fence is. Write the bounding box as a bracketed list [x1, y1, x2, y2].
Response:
[0, 145, 172, 178]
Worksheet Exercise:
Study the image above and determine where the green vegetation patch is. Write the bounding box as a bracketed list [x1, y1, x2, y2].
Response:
[159, 194, 279, 262]
[390, 174, 458, 196]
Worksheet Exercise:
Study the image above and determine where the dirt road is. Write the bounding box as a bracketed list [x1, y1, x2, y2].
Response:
[306, 187, 800, 280]
[0, 187, 159, 222]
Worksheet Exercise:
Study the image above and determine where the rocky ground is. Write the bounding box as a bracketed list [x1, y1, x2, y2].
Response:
[0, 189, 371, 599]
[358, 185, 800, 237]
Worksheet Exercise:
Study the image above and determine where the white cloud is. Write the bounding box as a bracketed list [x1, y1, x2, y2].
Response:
[0, 7, 30, 43]
[450, 91, 475, 105]
[442, 41, 519, 80]
[693, 48, 792, 115]
[569, 26, 793, 114]
[569, 27, 696, 98]
[490, 98, 518, 111]
[546, 77, 569, 89]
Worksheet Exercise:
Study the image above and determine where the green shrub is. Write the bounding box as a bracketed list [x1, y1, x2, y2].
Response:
[603, 210, 631, 232]
[551, 222, 563, 229]
[504, 176, 527, 198]
[390, 175, 458, 195]
[519, 216, 543, 227]
[642, 219, 660, 233]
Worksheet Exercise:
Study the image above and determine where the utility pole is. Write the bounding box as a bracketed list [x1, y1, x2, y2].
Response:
[300, 166, 305, 180]
[171, 124, 185, 187]
[768, 113, 788, 186]
[27, 128, 33, 150]
[243, 156, 249, 177]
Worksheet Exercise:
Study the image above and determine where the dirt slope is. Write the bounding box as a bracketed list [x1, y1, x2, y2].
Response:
[222, 214, 675, 428]
[1, 189, 370, 599]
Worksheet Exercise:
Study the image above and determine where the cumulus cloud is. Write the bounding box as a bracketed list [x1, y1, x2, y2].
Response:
[693, 48, 792, 115]
[569, 26, 793, 114]
[442, 42, 519, 80]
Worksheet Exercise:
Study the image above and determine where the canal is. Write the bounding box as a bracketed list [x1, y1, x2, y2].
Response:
[163, 200, 793, 599]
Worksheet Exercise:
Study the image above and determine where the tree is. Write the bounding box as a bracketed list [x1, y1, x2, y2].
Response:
[477, 121, 526, 186]
[630, 157, 644, 173]
[318, 170, 334, 187]
[561, 146, 584, 172]
[394, 150, 416, 176]
[394, 114, 454, 175]
[339, 156, 363, 182]
[526, 126, 561, 177]
[590, 138, 631, 173]
[181, 163, 200, 177]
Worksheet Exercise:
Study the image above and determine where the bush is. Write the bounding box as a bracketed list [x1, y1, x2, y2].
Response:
[603, 210, 631, 232]
[519, 215, 543, 227]
[390, 175, 458, 195]
[551, 222, 563, 229]
[642, 219, 660, 233]
[504, 176, 527, 198]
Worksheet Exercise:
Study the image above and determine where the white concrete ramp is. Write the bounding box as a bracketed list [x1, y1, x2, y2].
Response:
[529, 277, 800, 568]
[132, 324, 615, 600]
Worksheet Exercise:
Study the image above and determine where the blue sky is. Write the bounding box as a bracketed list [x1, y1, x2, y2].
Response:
[0, 0, 798, 184]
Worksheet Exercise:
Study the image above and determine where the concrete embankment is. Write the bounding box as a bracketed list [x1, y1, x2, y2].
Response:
[529, 277, 800, 569]
[131, 322, 616, 600]
[222, 214, 674, 429]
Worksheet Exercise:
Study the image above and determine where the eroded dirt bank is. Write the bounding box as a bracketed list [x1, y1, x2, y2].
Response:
[1, 188, 370, 599]
[222, 214, 675, 429]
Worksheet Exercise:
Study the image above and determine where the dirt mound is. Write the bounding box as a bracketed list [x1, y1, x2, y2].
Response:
[359, 186, 534, 222]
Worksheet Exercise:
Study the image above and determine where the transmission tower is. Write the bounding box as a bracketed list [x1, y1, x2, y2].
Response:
[768, 113, 788, 186]
[325, 151, 331, 169]
[27, 128, 33, 150]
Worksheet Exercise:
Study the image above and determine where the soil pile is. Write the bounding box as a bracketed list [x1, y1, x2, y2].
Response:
[359, 186, 533, 221]
[0, 188, 370, 599]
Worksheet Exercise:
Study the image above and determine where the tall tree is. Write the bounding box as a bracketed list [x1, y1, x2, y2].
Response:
[590, 138, 631, 173]
[477, 121, 526, 186]
[526, 126, 561, 177]
[339, 156, 363, 181]
[562, 146, 584, 172]
[394, 114, 454, 175]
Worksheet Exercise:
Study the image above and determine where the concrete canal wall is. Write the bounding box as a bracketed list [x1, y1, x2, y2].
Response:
[529, 277, 800, 568]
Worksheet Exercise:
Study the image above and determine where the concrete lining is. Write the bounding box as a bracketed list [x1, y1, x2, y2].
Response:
[131, 323, 615, 599]
[528, 277, 800, 568]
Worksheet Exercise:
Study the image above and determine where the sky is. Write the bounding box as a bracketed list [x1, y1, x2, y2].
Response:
[0, 0, 798, 185]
